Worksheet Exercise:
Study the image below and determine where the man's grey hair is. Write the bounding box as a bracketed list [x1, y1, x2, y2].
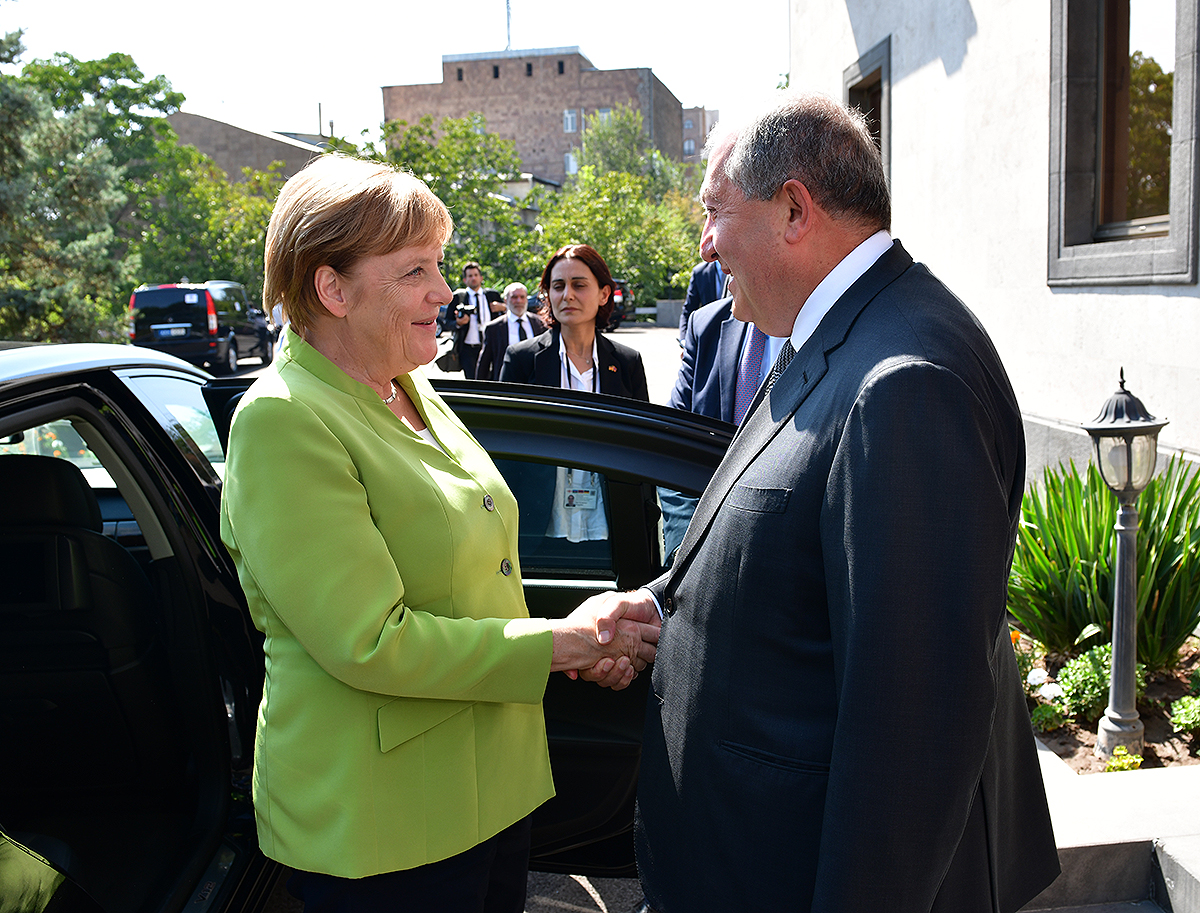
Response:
[710, 93, 891, 231]
[503, 282, 528, 301]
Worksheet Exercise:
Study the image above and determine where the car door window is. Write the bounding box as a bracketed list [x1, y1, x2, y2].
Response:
[121, 373, 225, 482]
[493, 458, 616, 576]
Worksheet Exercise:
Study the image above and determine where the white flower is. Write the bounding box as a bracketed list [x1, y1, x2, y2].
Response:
[1027, 668, 1049, 687]
[1038, 682, 1065, 702]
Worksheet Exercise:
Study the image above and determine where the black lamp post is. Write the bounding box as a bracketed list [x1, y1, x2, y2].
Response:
[1081, 370, 1168, 761]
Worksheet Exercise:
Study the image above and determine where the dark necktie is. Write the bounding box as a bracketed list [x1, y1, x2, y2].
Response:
[517, 318, 528, 341]
[733, 326, 767, 425]
[764, 340, 794, 393]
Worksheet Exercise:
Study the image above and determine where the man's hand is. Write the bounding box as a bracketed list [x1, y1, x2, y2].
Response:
[575, 591, 662, 690]
[549, 591, 660, 692]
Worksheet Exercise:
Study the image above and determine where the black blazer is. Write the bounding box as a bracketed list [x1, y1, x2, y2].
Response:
[447, 287, 503, 350]
[637, 241, 1060, 912]
[475, 312, 546, 381]
[498, 327, 649, 402]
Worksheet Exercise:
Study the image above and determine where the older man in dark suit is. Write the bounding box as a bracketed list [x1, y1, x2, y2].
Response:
[475, 282, 546, 381]
[585, 93, 1060, 912]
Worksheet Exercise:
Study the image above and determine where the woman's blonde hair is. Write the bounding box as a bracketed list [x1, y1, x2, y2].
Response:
[264, 153, 453, 335]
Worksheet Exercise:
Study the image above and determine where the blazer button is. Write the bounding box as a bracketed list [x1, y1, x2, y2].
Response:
[665, 596, 674, 615]
[483, 494, 495, 511]
[500, 559, 513, 576]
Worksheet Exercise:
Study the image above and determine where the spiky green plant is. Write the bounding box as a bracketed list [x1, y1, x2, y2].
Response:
[1008, 457, 1200, 671]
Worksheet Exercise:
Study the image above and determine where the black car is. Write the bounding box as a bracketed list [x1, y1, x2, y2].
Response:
[605, 280, 632, 331]
[128, 281, 273, 374]
[0, 343, 730, 912]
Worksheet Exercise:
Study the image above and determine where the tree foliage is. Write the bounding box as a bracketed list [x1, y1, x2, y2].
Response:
[1127, 50, 1172, 221]
[1, 33, 279, 341]
[336, 113, 530, 285]
[0, 32, 133, 341]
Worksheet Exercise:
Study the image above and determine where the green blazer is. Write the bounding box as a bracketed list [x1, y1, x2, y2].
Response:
[219, 330, 555, 878]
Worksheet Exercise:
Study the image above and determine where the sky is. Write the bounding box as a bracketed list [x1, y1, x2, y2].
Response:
[1, 0, 792, 144]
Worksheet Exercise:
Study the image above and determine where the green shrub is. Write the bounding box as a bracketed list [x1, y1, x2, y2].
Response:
[1008, 457, 1200, 671]
[1057, 643, 1146, 722]
[1171, 695, 1200, 735]
[1104, 745, 1143, 772]
[1030, 703, 1066, 732]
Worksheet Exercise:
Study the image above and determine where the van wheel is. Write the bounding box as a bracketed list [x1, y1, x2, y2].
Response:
[220, 342, 239, 374]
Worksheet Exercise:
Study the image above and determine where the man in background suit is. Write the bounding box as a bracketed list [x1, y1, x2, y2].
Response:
[476, 282, 547, 381]
[677, 258, 725, 346]
[446, 261, 504, 379]
[661, 287, 788, 556]
[585, 94, 1060, 911]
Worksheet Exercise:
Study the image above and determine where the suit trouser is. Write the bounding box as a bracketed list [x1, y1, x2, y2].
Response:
[460, 343, 482, 379]
[287, 815, 532, 913]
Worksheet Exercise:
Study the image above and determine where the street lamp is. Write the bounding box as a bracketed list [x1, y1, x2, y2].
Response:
[1082, 369, 1168, 760]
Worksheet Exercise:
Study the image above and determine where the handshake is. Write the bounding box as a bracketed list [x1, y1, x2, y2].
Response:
[549, 591, 662, 691]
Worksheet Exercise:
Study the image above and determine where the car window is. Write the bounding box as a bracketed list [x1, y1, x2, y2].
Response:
[0, 420, 115, 490]
[493, 457, 617, 576]
[121, 373, 225, 483]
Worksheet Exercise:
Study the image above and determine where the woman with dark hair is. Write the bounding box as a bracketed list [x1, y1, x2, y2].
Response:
[499, 244, 648, 400]
[499, 244, 648, 550]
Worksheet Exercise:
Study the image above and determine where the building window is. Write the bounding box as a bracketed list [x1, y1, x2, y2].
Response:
[558, 60, 565, 75]
[565, 152, 578, 175]
[457, 68, 463, 81]
[493, 65, 500, 79]
[684, 118, 694, 131]
[526, 62, 533, 77]
[563, 109, 578, 133]
[684, 138, 696, 156]
[596, 107, 612, 125]
[1049, 0, 1195, 284]
[843, 36, 890, 183]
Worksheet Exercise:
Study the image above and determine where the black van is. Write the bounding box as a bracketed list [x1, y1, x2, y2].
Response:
[128, 281, 272, 373]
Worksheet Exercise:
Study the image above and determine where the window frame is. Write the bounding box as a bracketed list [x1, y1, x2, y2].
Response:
[1048, 0, 1198, 285]
[563, 108, 578, 134]
[843, 35, 891, 185]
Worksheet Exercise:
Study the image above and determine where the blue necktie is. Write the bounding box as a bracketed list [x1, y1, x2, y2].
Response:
[733, 326, 768, 425]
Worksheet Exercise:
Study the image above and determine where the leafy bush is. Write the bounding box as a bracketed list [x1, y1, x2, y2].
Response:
[1171, 695, 1200, 735]
[1030, 703, 1066, 732]
[1008, 457, 1200, 670]
[1057, 643, 1146, 722]
[1105, 745, 1143, 771]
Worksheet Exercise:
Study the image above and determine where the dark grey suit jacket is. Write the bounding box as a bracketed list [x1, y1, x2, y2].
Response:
[637, 241, 1059, 912]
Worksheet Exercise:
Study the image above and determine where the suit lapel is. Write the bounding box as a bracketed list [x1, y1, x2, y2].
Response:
[596, 335, 623, 396]
[716, 313, 746, 423]
[666, 241, 915, 589]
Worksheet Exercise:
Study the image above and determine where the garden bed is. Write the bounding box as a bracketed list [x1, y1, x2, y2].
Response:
[1035, 636, 1200, 775]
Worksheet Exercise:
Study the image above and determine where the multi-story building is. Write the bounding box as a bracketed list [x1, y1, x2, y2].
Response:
[682, 106, 720, 166]
[167, 112, 325, 181]
[788, 0, 1198, 467]
[381, 47, 685, 185]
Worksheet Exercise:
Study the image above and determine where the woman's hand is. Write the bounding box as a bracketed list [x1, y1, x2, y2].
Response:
[549, 591, 661, 691]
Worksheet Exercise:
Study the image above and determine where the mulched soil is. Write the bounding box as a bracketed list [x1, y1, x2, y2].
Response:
[1035, 636, 1200, 774]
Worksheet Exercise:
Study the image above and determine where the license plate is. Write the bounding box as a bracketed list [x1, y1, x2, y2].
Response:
[153, 326, 188, 338]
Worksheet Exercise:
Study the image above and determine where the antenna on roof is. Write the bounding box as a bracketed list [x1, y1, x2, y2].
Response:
[506, 0, 512, 50]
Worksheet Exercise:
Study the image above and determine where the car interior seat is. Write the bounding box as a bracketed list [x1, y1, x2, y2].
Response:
[0, 454, 183, 797]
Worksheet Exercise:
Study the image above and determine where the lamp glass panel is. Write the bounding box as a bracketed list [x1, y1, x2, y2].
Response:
[1096, 436, 1131, 490]
[1130, 434, 1158, 489]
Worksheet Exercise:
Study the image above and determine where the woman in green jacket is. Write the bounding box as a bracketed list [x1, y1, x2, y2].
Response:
[219, 154, 654, 912]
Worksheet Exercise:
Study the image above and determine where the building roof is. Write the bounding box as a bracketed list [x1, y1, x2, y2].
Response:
[442, 47, 595, 67]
